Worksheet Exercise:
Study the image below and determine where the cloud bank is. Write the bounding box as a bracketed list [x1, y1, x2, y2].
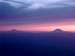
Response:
[2, 0, 75, 9]
[0, 0, 75, 24]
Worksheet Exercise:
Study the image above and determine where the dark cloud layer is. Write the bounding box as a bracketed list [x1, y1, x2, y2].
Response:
[0, 1, 75, 24]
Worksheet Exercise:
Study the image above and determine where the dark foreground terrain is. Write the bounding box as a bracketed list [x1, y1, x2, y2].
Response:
[0, 31, 75, 56]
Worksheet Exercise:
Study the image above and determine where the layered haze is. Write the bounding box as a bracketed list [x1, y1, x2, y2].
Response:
[0, 0, 75, 32]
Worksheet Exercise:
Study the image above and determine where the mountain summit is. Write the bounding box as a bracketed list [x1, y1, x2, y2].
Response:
[11, 29, 17, 32]
[52, 29, 64, 32]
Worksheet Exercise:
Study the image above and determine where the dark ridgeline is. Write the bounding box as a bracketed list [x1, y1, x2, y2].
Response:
[0, 29, 75, 56]
[11, 29, 17, 32]
[51, 29, 64, 32]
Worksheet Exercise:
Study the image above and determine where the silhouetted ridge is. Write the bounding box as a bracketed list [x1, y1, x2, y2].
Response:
[11, 29, 17, 32]
[52, 29, 64, 32]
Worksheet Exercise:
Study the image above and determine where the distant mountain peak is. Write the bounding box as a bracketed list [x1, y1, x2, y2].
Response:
[52, 29, 64, 32]
[11, 29, 17, 32]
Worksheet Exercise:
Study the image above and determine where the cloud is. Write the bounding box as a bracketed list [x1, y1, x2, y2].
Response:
[23, 0, 66, 9]
[0, 0, 75, 24]
[2, 0, 75, 9]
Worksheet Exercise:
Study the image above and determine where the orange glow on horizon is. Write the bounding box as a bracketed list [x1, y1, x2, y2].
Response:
[58, 25, 75, 32]
[0, 20, 75, 32]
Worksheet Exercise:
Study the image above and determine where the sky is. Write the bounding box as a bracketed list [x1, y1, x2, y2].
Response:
[0, 0, 75, 32]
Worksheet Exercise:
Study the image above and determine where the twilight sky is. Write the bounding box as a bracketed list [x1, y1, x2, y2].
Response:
[0, 0, 75, 32]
